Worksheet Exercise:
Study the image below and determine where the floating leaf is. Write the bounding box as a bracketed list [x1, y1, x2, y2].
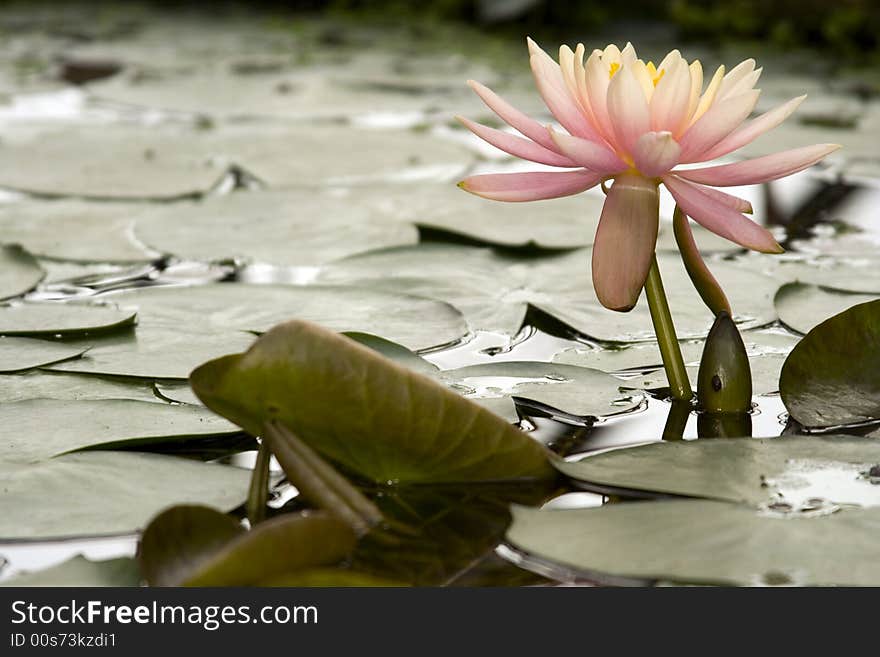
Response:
[0, 555, 140, 587]
[506, 500, 880, 586]
[0, 337, 87, 373]
[134, 189, 417, 267]
[780, 299, 880, 428]
[0, 245, 44, 301]
[0, 301, 136, 337]
[0, 398, 241, 462]
[191, 320, 554, 484]
[139, 505, 356, 586]
[0, 451, 252, 539]
[774, 282, 878, 334]
[439, 361, 641, 423]
[555, 435, 880, 506]
[0, 370, 159, 403]
[0, 200, 154, 263]
[319, 244, 778, 340]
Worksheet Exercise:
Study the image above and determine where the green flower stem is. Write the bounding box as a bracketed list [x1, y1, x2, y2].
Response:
[262, 420, 383, 536]
[245, 439, 271, 526]
[645, 254, 693, 401]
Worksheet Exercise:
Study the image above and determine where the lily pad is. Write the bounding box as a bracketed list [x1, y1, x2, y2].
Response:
[139, 505, 356, 586]
[439, 361, 641, 423]
[0, 370, 160, 403]
[774, 282, 879, 334]
[0, 451, 252, 540]
[93, 283, 468, 352]
[780, 299, 880, 428]
[1, 398, 241, 462]
[506, 500, 880, 586]
[0, 301, 137, 337]
[0, 245, 44, 300]
[134, 189, 417, 267]
[0, 337, 88, 373]
[357, 183, 605, 249]
[0, 555, 141, 587]
[191, 320, 554, 484]
[0, 200, 154, 263]
[555, 435, 880, 506]
[318, 244, 779, 341]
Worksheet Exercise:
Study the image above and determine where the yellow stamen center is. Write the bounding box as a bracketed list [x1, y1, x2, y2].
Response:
[608, 62, 620, 79]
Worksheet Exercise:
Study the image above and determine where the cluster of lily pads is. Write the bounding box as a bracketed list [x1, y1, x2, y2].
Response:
[1, 6, 879, 587]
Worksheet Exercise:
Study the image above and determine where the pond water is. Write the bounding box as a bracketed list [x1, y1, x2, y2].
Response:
[1, 4, 879, 586]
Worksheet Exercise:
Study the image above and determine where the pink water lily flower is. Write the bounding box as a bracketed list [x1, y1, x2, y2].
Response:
[458, 39, 840, 311]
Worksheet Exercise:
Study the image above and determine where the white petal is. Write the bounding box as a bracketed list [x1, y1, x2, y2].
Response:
[651, 55, 692, 133]
[678, 89, 760, 162]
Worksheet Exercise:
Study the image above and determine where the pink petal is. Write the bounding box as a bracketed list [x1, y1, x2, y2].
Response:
[585, 50, 615, 145]
[674, 143, 841, 187]
[650, 55, 692, 133]
[457, 116, 576, 167]
[527, 38, 603, 143]
[549, 128, 628, 173]
[467, 80, 557, 151]
[632, 131, 681, 177]
[678, 90, 760, 162]
[459, 170, 604, 202]
[688, 184, 753, 214]
[699, 95, 807, 161]
[606, 65, 650, 156]
[663, 175, 782, 253]
[592, 173, 660, 311]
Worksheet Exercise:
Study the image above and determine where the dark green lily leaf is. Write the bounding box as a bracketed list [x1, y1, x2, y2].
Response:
[0, 451, 252, 539]
[0, 200, 154, 263]
[554, 435, 880, 507]
[343, 331, 439, 375]
[258, 569, 406, 587]
[191, 320, 554, 484]
[1, 398, 241, 462]
[0, 301, 136, 337]
[319, 244, 778, 341]
[780, 299, 880, 428]
[140, 505, 356, 586]
[439, 361, 641, 423]
[0, 370, 159, 403]
[774, 282, 879, 335]
[506, 500, 880, 586]
[0, 555, 141, 587]
[0, 245, 44, 301]
[0, 337, 88, 373]
[352, 481, 556, 586]
[134, 189, 417, 267]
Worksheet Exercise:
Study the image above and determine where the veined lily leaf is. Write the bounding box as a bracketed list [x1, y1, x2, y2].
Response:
[190, 320, 554, 484]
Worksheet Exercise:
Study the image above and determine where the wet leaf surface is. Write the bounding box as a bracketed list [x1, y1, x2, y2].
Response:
[0, 370, 159, 403]
[0, 301, 137, 337]
[191, 320, 554, 484]
[774, 282, 879, 334]
[0, 336, 87, 373]
[781, 299, 880, 427]
[0, 451, 252, 539]
[506, 500, 880, 586]
[555, 435, 880, 506]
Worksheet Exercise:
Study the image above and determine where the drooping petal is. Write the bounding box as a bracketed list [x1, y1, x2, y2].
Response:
[457, 116, 576, 167]
[459, 170, 604, 202]
[689, 64, 725, 126]
[467, 80, 557, 151]
[674, 143, 841, 187]
[699, 95, 807, 161]
[651, 54, 693, 133]
[549, 127, 629, 173]
[607, 65, 651, 157]
[592, 173, 660, 311]
[678, 89, 760, 162]
[528, 38, 603, 143]
[632, 131, 681, 177]
[663, 175, 782, 252]
[717, 59, 756, 99]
